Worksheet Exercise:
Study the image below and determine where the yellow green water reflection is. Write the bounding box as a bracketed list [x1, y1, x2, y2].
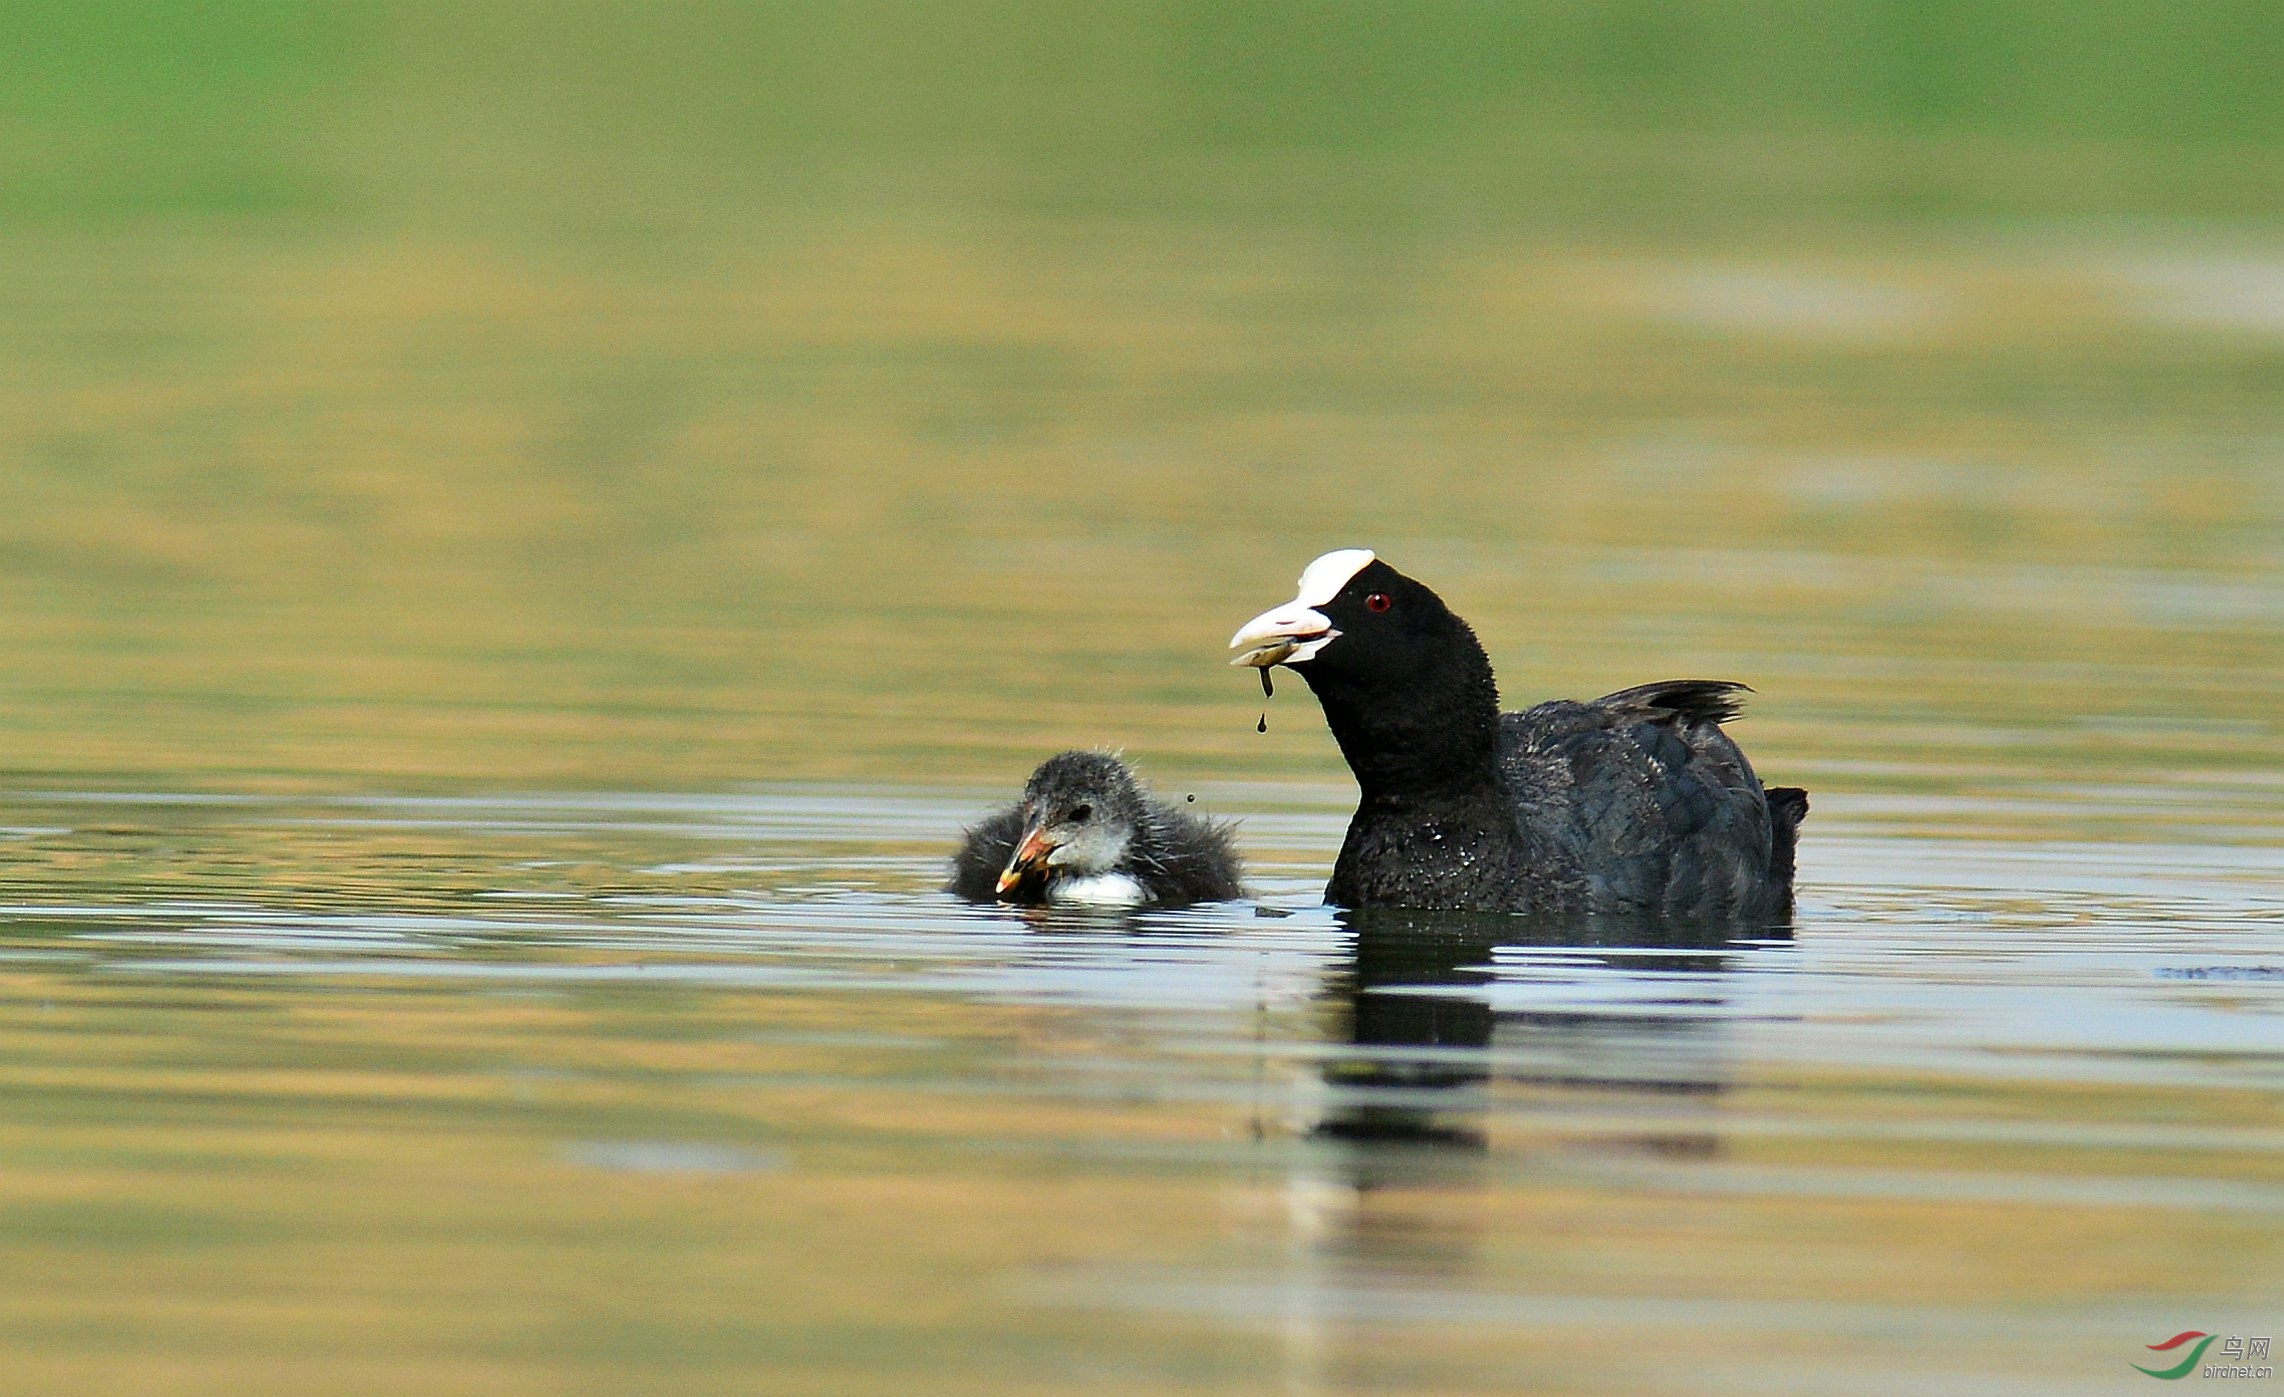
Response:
[0, 790, 2273, 1394]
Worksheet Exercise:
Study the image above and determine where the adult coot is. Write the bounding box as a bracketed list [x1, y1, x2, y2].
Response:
[1230, 549, 1806, 919]
[948, 751, 1244, 908]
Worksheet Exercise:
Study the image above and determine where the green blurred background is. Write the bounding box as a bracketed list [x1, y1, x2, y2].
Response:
[2, 1, 2279, 790]
[1, 14, 2281, 1393]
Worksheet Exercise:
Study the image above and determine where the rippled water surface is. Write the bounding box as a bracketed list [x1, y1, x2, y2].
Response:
[1, 775, 2277, 1393]
[5, 3, 2284, 1392]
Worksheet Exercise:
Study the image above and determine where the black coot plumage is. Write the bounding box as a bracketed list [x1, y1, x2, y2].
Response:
[948, 751, 1244, 908]
[1230, 550, 1806, 920]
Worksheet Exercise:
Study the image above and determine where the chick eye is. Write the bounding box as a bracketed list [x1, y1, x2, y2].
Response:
[1365, 592, 1392, 613]
[1069, 804, 1093, 823]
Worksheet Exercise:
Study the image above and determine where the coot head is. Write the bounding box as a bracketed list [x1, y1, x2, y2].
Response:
[995, 750, 1148, 897]
[1229, 549, 1502, 795]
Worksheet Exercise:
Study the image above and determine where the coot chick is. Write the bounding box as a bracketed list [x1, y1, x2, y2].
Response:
[1230, 550, 1806, 920]
[948, 751, 1244, 908]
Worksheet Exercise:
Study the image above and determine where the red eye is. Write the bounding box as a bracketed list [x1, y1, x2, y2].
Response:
[1365, 592, 1392, 613]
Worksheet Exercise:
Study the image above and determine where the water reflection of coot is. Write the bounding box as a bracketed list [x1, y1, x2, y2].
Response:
[1309, 907, 1786, 1152]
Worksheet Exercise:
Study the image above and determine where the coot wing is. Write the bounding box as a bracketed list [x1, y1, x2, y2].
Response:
[1500, 680, 1785, 919]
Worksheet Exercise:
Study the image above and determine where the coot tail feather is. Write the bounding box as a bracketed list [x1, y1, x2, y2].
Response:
[1591, 678, 1752, 727]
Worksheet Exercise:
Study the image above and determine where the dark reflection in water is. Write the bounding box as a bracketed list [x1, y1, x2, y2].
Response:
[1310, 908, 1789, 1154]
[1256, 908, 1798, 1315]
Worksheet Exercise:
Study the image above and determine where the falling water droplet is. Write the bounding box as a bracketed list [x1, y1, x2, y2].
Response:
[1257, 713, 1268, 734]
